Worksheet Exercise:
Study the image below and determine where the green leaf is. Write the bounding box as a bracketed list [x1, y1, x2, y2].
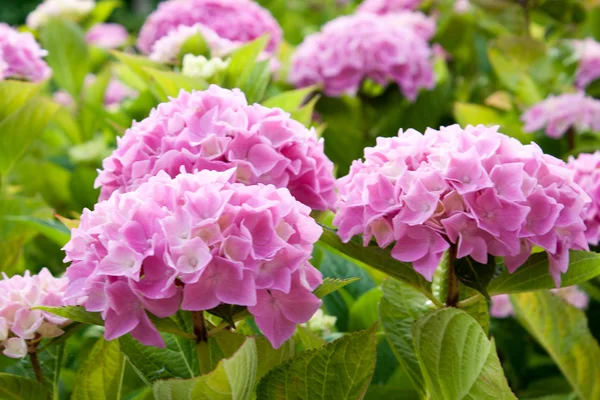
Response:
[510, 291, 600, 400]
[0, 97, 59, 174]
[318, 229, 432, 299]
[206, 304, 247, 328]
[294, 326, 326, 350]
[460, 286, 490, 335]
[84, 0, 122, 28]
[143, 67, 207, 100]
[224, 36, 269, 88]
[314, 277, 360, 299]
[2, 216, 70, 247]
[412, 308, 517, 399]
[291, 94, 319, 128]
[455, 256, 495, 299]
[110, 51, 167, 87]
[0, 80, 44, 121]
[152, 337, 257, 400]
[40, 19, 90, 96]
[179, 32, 210, 60]
[256, 325, 378, 400]
[379, 278, 435, 396]
[0, 373, 48, 400]
[348, 287, 382, 332]
[488, 251, 600, 295]
[261, 86, 316, 112]
[72, 339, 125, 400]
[80, 69, 111, 140]
[238, 60, 271, 104]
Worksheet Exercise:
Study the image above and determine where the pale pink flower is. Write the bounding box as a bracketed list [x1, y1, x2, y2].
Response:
[0, 23, 51, 82]
[491, 286, 589, 318]
[86, 23, 129, 49]
[334, 125, 590, 285]
[26, 0, 94, 30]
[357, 0, 422, 14]
[568, 151, 600, 245]
[573, 38, 600, 89]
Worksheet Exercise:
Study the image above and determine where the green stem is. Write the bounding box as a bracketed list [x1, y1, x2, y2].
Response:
[192, 311, 211, 375]
[446, 248, 460, 307]
[456, 293, 484, 309]
[423, 290, 444, 309]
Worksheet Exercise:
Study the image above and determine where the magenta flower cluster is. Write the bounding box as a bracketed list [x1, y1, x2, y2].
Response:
[0, 269, 70, 358]
[0, 23, 51, 82]
[86, 23, 129, 50]
[95, 85, 336, 211]
[357, 0, 422, 14]
[63, 169, 323, 348]
[491, 286, 589, 318]
[334, 124, 590, 284]
[289, 12, 435, 100]
[573, 38, 600, 89]
[568, 151, 600, 245]
[137, 0, 282, 55]
[521, 92, 600, 138]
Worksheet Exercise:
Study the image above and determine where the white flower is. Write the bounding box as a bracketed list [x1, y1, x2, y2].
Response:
[303, 308, 337, 335]
[27, 0, 95, 30]
[3, 337, 27, 358]
[182, 54, 230, 80]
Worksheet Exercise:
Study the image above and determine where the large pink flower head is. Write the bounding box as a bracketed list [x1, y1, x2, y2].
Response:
[568, 151, 600, 245]
[573, 38, 600, 89]
[0, 269, 71, 358]
[491, 285, 589, 318]
[86, 23, 129, 49]
[289, 12, 435, 100]
[357, 0, 422, 14]
[334, 124, 590, 285]
[95, 85, 336, 211]
[137, 0, 282, 55]
[521, 92, 600, 138]
[0, 23, 51, 82]
[63, 169, 323, 348]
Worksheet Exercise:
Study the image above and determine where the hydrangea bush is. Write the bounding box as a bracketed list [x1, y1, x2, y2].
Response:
[3, 0, 600, 399]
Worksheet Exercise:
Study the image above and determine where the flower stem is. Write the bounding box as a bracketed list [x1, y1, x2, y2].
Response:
[456, 293, 484, 309]
[567, 127, 576, 152]
[192, 311, 211, 375]
[29, 350, 44, 384]
[446, 248, 460, 307]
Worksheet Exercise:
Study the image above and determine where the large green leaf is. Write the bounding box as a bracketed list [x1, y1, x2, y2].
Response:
[0, 97, 59, 174]
[261, 86, 315, 112]
[1, 216, 70, 247]
[72, 339, 125, 400]
[412, 308, 516, 399]
[488, 251, 600, 295]
[0, 373, 48, 400]
[238, 60, 271, 104]
[256, 325, 377, 400]
[0, 80, 44, 121]
[314, 277, 360, 299]
[40, 19, 90, 96]
[152, 337, 257, 400]
[143, 67, 207, 100]
[318, 229, 432, 298]
[379, 278, 435, 395]
[348, 287, 381, 332]
[224, 36, 269, 89]
[510, 291, 600, 400]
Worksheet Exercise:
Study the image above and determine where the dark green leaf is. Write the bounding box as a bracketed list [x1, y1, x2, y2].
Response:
[455, 256, 496, 299]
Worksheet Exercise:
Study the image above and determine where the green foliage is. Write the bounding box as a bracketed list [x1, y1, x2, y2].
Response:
[455, 256, 496, 299]
[72, 339, 125, 400]
[314, 277, 361, 299]
[257, 325, 378, 399]
[0, 373, 48, 400]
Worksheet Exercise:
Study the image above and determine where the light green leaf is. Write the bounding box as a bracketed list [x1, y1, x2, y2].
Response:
[348, 287, 381, 332]
[379, 279, 435, 395]
[110, 51, 167, 86]
[84, 0, 122, 28]
[412, 308, 517, 400]
[72, 339, 125, 400]
[256, 325, 377, 400]
[291, 94, 319, 128]
[510, 291, 600, 400]
[40, 19, 89, 96]
[313, 277, 360, 299]
[318, 229, 432, 299]
[224, 36, 269, 89]
[294, 326, 326, 350]
[453, 102, 502, 127]
[460, 286, 490, 335]
[152, 337, 257, 400]
[0, 97, 59, 174]
[179, 32, 210, 60]
[261, 86, 316, 112]
[2, 216, 70, 247]
[488, 251, 600, 295]
[143, 67, 207, 100]
[0, 80, 44, 121]
[0, 373, 48, 400]
[238, 60, 271, 104]
[80, 69, 111, 140]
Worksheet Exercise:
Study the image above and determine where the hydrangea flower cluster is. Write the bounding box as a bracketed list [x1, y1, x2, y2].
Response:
[521, 92, 600, 138]
[86, 23, 129, 49]
[573, 38, 600, 89]
[27, 0, 94, 30]
[0, 23, 51, 82]
[0, 269, 71, 359]
[334, 124, 590, 284]
[491, 286, 589, 318]
[567, 151, 600, 245]
[96, 85, 336, 211]
[63, 169, 323, 348]
[289, 12, 435, 100]
[137, 0, 282, 56]
[357, 0, 422, 14]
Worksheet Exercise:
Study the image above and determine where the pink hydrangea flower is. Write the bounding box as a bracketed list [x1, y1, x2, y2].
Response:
[86, 23, 129, 49]
[334, 124, 590, 284]
[63, 169, 323, 348]
[289, 12, 435, 100]
[0, 23, 51, 82]
[357, 0, 422, 14]
[573, 38, 600, 89]
[0, 269, 71, 359]
[521, 92, 600, 138]
[491, 286, 589, 318]
[568, 151, 600, 245]
[137, 0, 282, 56]
[95, 85, 336, 211]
